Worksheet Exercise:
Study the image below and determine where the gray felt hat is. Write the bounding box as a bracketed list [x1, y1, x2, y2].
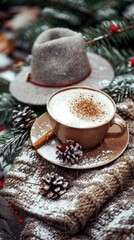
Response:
[10, 27, 114, 105]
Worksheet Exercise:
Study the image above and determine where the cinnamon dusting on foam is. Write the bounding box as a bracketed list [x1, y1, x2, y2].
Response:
[70, 94, 105, 121]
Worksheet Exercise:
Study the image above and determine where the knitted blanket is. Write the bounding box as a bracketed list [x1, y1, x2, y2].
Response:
[20, 179, 134, 240]
[0, 107, 134, 238]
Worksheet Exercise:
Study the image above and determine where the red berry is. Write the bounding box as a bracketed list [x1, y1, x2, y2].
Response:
[14, 211, 19, 215]
[109, 25, 119, 33]
[130, 58, 134, 67]
[9, 202, 14, 207]
[18, 218, 23, 223]
[0, 180, 3, 187]
[0, 125, 5, 131]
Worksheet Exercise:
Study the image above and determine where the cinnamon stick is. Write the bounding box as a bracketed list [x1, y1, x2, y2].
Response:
[33, 128, 55, 150]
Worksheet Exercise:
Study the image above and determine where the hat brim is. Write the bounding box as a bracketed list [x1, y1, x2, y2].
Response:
[10, 52, 114, 106]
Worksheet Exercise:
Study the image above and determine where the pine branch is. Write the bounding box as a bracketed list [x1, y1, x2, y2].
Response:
[42, 6, 84, 27]
[48, 0, 91, 15]
[0, 129, 29, 166]
[84, 18, 134, 76]
[86, 24, 134, 46]
[0, 93, 18, 125]
[95, 0, 134, 21]
[115, 59, 134, 75]
[93, 0, 116, 12]
[103, 74, 134, 103]
[0, 128, 21, 144]
[83, 17, 134, 49]
[105, 86, 134, 103]
[111, 0, 134, 13]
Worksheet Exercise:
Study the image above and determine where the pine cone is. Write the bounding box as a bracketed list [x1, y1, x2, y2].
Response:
[12, 105, 37, 129]
[117, 99, 134, 120]
[41, 172, 69, 199]
[56, 140, 83, 165]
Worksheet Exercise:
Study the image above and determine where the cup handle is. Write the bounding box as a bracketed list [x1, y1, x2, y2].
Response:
[106, 117, 127, 138]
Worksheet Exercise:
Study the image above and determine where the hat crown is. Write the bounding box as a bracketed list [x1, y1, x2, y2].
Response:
[31, 28, 91, 86]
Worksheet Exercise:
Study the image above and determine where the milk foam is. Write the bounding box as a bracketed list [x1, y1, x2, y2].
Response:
[48, 89, 115, 128]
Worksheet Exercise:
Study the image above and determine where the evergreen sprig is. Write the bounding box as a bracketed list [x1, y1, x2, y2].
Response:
[0, 127, 21, 144]
[111, 0, 134, 13]
[0, 93, 18, 125]
[95, 0, 134, 21]
[0, 129, 29, 167]
[84, 17, 134, 48]
[42, 6, 84, 27]
[103, 74, 134, 102]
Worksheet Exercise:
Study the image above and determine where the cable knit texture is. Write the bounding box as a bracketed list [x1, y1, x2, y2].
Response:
[1, 143, 133, 234]
[1, 98, 134, 239]
[20, 180, 134, 240]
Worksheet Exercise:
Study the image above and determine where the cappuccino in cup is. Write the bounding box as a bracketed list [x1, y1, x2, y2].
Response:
[48, 88, 115, 128]
[47, 87, 126, 149]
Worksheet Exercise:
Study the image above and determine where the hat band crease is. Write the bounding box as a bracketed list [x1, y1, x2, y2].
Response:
[26, 67, 92, 88]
